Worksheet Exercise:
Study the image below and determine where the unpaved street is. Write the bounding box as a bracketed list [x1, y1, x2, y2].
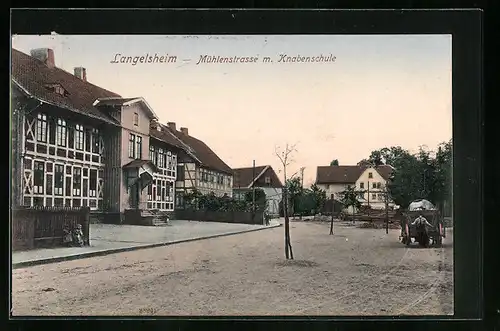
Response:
[12, 221, 453, 316]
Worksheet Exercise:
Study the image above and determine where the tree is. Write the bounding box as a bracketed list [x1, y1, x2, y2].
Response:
[183, 189, 203, 209]
[358, 146, 408, 167]
[309, 184, 327, 214]
[362, 141, 453, 210]
[275, 143, 297, 260]
[244, 188, 267, 212]
[286, 177, 303, 216]
[429, 139, 452, 213]
[337, 185, 362, 218]
[330, 159, 339, 166]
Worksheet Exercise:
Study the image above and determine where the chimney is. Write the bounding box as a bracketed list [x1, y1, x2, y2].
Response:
[180, 127, 189, 136]
[30, 48, 55, 68]
[167, 122, 176, 131]
[74, 67, 87, 82]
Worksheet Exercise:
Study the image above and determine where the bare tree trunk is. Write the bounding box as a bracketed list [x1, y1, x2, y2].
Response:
[287, 231, 294, 259]
[283, 188, 294, 260]
[283, 190, 290, 259]
[330, 211, 334, 235]
[275, 143, 297, 261]
[329, 198, 335, 235]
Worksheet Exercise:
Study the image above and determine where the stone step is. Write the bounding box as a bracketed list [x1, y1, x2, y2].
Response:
[152, 218, 170, 226]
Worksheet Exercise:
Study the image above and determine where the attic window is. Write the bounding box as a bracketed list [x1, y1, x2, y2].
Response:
[44, 83, 68, 96]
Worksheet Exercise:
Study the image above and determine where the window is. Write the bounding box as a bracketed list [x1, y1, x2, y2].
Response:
[56, 119, 67, 147]
[83, 179, 88, 197]
[133, 113, 139, 126]
[75, 124, 84, 150]
[68, 125, 74, 149]
[372, 193, 377, 200]
[65, 176, 71, 196]
[372, 182, 377, 189]
[377, 182, 382, 189]
[156, 180, 162, 199]
[265, 176, 271, 184]
[54, 165, 64, 195]
[158, 148, 164, 168]
[36, 114, 47, 142]
[326, 184, 330, 190]
[330, 194, 334, 199]
[89, 170, 97, 197]
[360, 182, 365, 189]
[177, 165, 185, 181]
[45, 84, 67, 96]
[46, 174, 53, 195]
[92, 129, 100, 154]
[49, 118, 56, 145]
[136, 136, 142, 159]
[85, 128, 91, 152]
[147, 183, 152, 199]
[368, 172, 373, 179]
[33, 161, 44, 194]
[73, 168, 82, 196]
[167, 152, 172, 169]
[128, 133, 136, 158]
[149, 145, 155, 163]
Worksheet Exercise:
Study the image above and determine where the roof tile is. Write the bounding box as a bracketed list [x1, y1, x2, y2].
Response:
[316, 165, 393, 184]
[11, 48, 120, 125]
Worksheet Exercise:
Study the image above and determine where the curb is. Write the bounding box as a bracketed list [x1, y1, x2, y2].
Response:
[12, 223, 282, 269]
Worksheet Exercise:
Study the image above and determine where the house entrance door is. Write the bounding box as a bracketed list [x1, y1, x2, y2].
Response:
[130, 183, 140, 209]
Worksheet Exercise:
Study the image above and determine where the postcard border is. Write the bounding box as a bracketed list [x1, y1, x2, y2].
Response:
[9, 8, 486, 329]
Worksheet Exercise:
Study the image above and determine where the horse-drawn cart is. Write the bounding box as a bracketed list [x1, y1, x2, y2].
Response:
[400, 200, 446, 247]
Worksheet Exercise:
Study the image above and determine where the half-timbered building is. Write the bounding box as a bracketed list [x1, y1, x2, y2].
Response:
[11, 47, 235, 220]
[11, 48, 121, 214]
[160, 122, 234, 208]
[11, 48, 178, 223]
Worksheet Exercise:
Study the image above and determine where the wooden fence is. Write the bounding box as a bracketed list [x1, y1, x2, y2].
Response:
[175, 209, 265, 225]
[12, 206, 90, 251]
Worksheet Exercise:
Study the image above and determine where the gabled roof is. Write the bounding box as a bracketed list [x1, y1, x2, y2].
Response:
[93, 97, 159, 120]
[168, 127, 233, 175]
[233, 165, 268, 188]
[316, 165, 393, 184]
[11, 48, 121, 125]
[149, 122, 191, 151]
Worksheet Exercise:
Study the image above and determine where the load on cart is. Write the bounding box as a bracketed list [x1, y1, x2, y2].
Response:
[400, 199, 445, 247]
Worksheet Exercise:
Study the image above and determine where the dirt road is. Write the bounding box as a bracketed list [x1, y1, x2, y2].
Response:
[11, 221, 453, 316]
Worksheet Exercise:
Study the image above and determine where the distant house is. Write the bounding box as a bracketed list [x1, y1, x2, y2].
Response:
[158, 122, 233, 208]
[315, 164, 395, 210]
[233, 165, 283, 216]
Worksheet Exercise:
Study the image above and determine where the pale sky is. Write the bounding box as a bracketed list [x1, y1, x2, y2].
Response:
[11, 34, 452, 186]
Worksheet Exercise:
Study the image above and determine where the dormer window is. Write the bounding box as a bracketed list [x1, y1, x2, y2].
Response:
[44, 83, 68, 96]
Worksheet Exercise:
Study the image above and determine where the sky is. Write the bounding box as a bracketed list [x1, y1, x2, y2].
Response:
[11, 34, 452, 186]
